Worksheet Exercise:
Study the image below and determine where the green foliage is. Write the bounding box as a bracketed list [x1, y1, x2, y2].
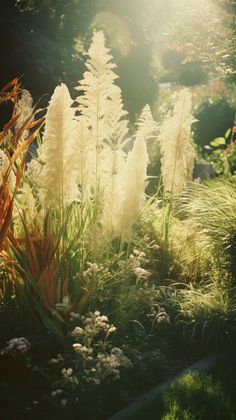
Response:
[177, 282, 236, 350]
[204, 128, 236, 176]
[137, 202, 213, 286]
[183, 179, 236, 279]
[10, 205, 92, 335]
[163, 0, 236, 81]
[193, 92, 235, 152]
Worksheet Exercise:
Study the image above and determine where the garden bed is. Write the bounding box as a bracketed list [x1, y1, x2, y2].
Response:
[1, 15, 236, 420]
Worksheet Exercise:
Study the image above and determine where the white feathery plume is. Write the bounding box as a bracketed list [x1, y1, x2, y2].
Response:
[101, 87, 129, 150]
[98, 86, 130, 235]
[159, 89, 196, 197]
[75, 31, 129, 199]
[99, 147, 126, 237]
[75, 31, 121, 139]
[25, 141, 45, 186]
[136, 104, 159, 159]
[15, 89, 34, 141]
[0, 149, 15, 192]
[136, 104, 159, 142]
[101, 105, 156, 238]
[36, 83, 79, 205]
[98, 87, 130, 235]
[75, 118, 96, 202]
[115, 117, 150, 238]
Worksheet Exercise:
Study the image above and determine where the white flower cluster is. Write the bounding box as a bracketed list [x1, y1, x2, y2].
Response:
[92, 347, 131, 383]
[63, 311, 131, 386]
[0, 337, 31, 356]
[51, 389, 68, 406]
[51, 388, 63, 397]
[119, 249, 151, 282]
[82, 262, 99, 278]
[61, 367, 79, 386]
[80, 262, 111, 289]
[71, 311, 116, 340]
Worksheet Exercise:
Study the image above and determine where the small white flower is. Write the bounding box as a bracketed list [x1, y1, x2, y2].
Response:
[108, 326, 116, 334]
[71, 327, 84, 337]
[51, 389, 63, 397]
[67, 368, 73, 376]
[93, 378, 101, 385]
[73, 343, 82, 351]
[133, 267, 150, 280]
[96, 315, 108, 322]
[61, 398, 67, 406]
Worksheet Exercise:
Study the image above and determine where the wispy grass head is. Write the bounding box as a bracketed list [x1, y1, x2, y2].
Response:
[159, 89, 196, 197]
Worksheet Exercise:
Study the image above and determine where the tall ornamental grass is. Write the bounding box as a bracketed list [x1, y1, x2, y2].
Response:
[23, 31, 157, 242]
[9, 32, 159, 329]
[5, 32, 200, 333]
[181, 178, 236, 279]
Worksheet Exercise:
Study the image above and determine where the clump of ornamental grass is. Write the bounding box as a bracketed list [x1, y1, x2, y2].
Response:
[161, 215, 213, 283]
[10, 32, 160, 332]
[152, 88, 197, 246]
[74, 31, 158, 240]
[181, 178, 236, 279]
[136, 201, 213, 285]
[177, 280, 236, 351]
[0, 78, 43, 254]
[0, 78, 43, 309]
[10, 208, 90, 336]
[23, 31, 157, 243]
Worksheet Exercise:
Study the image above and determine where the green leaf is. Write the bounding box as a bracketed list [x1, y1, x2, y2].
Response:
[210, 137, 226, 147]
[225, 128, 231, 139]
